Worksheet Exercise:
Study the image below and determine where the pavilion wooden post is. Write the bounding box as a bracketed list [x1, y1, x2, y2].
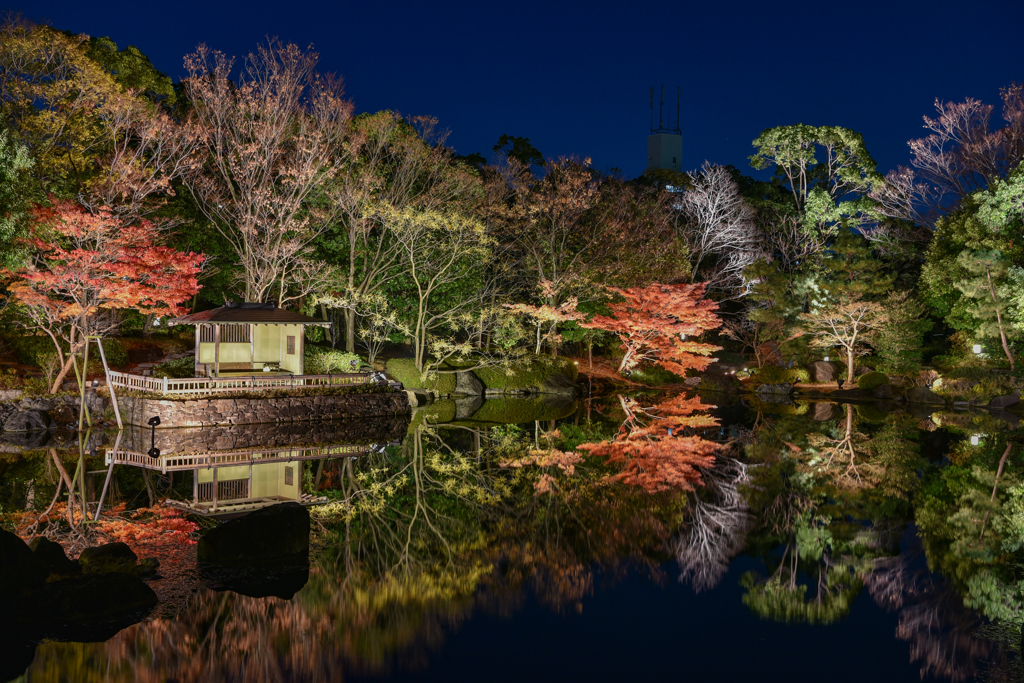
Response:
[250, 324, 255, 370]
[212, 467, 218, 510]
[214, 324, 220, 377]
[192, 468, 198, 505]
[194, 326, 201, 376]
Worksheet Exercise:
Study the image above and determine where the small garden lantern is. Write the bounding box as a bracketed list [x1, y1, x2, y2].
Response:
[973, 344, 983, 354]
[970, 435, 981, 446]
[824, 356, 830, 362]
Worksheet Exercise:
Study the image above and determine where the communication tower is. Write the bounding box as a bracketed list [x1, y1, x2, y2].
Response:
[647, 85, 682, 172]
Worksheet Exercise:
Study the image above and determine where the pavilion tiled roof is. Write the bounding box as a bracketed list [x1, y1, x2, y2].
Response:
[169, 303, 329, 326]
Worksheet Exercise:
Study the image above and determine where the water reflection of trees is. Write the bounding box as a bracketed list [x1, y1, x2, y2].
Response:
[24, 414, 697, 682]
[674, 455, 751, 592]
[740, 399, 1022, 678]
[23, 398, 1024, 682]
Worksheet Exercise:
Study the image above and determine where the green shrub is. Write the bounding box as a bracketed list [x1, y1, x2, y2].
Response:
[857, 371, 891, 390]
[5, 336, 58, 367]
[153, 356, 196, 379]
[0, 369, 24, 391]
[385, 358, 458, 394]
[1, 335, 128, 369]
[96, 339, 128, 367]
[752, 365, 806, 385]
[789, 367, 810, 383]
[304, 345, 362, 375]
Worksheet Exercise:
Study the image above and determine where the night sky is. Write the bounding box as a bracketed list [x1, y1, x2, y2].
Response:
[21, 0, 1024, 179]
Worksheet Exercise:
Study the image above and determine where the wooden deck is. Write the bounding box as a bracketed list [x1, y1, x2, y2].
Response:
[165, 492, 328, 517]
[104, 443, 370, 473]
[106, 369, 374, 395]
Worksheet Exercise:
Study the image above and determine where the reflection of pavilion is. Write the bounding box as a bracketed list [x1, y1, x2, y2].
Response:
[105, 443, 380, 517]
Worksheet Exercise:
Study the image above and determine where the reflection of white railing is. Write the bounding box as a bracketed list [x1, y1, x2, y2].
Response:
[105, 370, 369, 395]
[104, 443, 368, 472]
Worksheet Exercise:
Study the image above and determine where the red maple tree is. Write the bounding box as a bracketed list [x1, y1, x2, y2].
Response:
[580, 282, 722, 375]
[6, 200, 204, 391]
[578, 392, 720, 493]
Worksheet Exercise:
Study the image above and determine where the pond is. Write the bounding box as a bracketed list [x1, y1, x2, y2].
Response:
[2, 391, 1023, 682]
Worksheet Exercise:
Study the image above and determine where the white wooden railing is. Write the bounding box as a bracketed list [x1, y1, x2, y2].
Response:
[105, 443, 370, 472]
[105, 370, 370, 395]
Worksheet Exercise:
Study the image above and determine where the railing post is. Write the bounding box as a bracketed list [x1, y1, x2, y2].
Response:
[162, 376, 168, 393]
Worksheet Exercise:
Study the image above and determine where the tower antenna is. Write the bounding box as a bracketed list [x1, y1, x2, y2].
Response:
[659, 85, 665, 130]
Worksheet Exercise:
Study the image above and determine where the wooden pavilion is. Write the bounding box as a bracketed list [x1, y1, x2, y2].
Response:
[170, 302, 330, 377]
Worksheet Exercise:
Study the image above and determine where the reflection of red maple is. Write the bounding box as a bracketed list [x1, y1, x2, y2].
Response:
[580, 282, 722, 375]
[578, 393, 720, 493]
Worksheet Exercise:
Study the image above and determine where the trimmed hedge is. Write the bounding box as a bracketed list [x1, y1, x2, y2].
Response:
[385, 358, 458, 394]
[856, 371, 891, 390]
[473, 356, 578, 392]
[153, 356, 195, 379]
[469, 396, 577, 424]
[388, 355, 577, 395]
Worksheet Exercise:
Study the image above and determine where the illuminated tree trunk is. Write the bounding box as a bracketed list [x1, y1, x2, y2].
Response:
[985, 264, 1015, 371]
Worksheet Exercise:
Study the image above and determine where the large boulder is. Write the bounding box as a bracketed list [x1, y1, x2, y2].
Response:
[540, 373, 579, 396]
[990, 391, 1021, 409]
[0, 640, 37, 683]
[454, 371, 485, 396]
[806, 361, 839, 384]
[755, 383, 794, 396]
[202, 564, 309, 600]
[1, 428, 51, 448]
[22, 573, 157, 626]
[0, 529, 45, 595]
[834, 388, 872, 400]
[198, 502, 310, 566]
[3, 409, 52, 432]
[78, 542, 138, 575]
[905, 386, 946, 405]
[454, 395, 484, 420]
[698, 373, 742, 394]
[871, 383, 900, 401]
[29, 536, 80, 579]
[405, 389, 430, 408]
[812, 402, 837, 421]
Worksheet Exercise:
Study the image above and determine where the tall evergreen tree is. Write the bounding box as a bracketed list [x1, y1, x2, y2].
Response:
[955, 249, 1016, 370]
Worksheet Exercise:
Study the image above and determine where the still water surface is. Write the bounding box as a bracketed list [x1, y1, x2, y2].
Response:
[6, 392, 1023, 682]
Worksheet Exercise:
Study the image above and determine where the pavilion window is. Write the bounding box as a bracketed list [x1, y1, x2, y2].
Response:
[286, 336, 296, 355]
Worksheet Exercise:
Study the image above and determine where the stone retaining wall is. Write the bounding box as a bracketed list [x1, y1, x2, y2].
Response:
[119, 390, 410, 428]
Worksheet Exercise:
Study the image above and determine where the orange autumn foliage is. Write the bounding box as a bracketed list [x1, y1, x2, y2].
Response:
[10, 200, 204, 321]
[578, 393, 720, 493]
[94, 504, 199, 546]
[580, 282, 722, 375]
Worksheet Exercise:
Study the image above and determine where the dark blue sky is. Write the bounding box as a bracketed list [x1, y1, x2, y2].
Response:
[22, 0, 1024, 179]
